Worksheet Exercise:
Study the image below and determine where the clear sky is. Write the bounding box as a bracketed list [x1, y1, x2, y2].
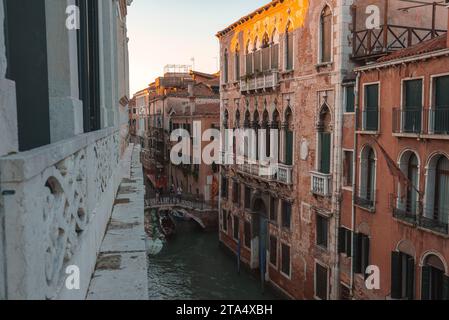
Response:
[127, 0, 269, 94]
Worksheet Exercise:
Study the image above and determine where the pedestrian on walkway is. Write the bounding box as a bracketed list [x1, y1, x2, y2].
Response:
[177, 186, 183, 203]
[169, 184, 175, 203]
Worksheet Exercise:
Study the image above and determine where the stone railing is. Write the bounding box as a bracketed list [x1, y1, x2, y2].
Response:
[235, 157, 293, 185]
[310, 171, 332, 197]
[0, 127, 127, 299]
[240, 70, 279, 93]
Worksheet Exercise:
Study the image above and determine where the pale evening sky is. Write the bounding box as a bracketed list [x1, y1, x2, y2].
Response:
[127, 0, 268, 94]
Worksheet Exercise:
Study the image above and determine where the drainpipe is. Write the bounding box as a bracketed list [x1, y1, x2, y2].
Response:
[350, 71, 361, 294]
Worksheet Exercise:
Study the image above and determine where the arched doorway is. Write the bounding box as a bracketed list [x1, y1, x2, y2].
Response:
[251, 196, 269, 275]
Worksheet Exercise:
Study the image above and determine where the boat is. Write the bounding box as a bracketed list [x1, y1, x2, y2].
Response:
[171, 209, 191, 222]
[158, 210, 176, 237]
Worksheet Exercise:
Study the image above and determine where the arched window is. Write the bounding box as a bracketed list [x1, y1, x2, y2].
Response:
[272, 110, 281, 160]
[318, 105, 331, 174]
[223, 49, 229, 83]
[271, 29, 280, 70]
[253, 110, 260, 161]
[358, 146, 376, 209]
[285, 22, 293, 70]
[253, 36, 261, 72]
[245, 40, 253, 75]
[320, 6, 332, 63]
[262, 33, 270, 71]
[398, 152, 419, 216]
[262, 109, 270, 159]
[284, 107, 294, 165]
[234, 44, 240, 81]
[421, 254, 448, 300]
[424, 155, 449, 232]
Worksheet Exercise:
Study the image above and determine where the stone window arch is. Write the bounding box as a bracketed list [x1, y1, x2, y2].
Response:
[397, 150, 420, 216]
[420, 252, 449, 300]
[320, 5, 332, 63]
[317, 105, 332, 174]
[359, 145, 377, 207]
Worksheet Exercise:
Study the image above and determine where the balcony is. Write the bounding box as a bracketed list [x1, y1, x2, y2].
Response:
[419, 215, 449, 235]
[355, 189, 376, 212]
[240, 70, 279, 93]
[392, 107, 449, 136]
[361, 109, 379, 132]
[236, 158, 293, 185]
[310, 171, 332, 197]
[352, 24, 446, 61]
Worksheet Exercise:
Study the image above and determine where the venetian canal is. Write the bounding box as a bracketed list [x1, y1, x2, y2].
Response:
[146, 218, 280, 300]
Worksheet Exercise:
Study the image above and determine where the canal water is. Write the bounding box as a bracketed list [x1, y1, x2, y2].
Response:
[147, 220, 280, 300]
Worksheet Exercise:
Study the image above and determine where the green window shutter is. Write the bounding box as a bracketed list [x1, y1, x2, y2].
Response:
[443, 275, 449, 300]
[338, 228, 346, 254]
[345, 230, 352, 257]
[434, 76, 449, 134]
[362, 236, 370, 279]
[285, 130, 294, 166]
[352, 233, 362, 274]
[404, 80, 423, 133]
[365, 84, 379, 131]
[346, 86, 355, 113]
[391, 252, 402, 299]
[421, 266, 431, 300]
[320, 133, 331, 174]
[406, 256, 415, 300]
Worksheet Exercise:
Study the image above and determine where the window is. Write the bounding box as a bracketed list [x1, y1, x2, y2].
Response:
[285, 23, 293, 70]
[270, 236, 278, 266]
[284, 107, 294, 166]
[222, 210, 228, 232]
[363, 84, 379, 131]
[432, 75, 449, 134]
[357, 146, 376, 210]
[244, 186, 252, 209]
[316, 215, 329, 249]
[403, 79, 423, 133]
[223, 49, 229, 83]
[232, 181, 240, 206]
[281, 244, 291, 277]
[318, 106, 331, 174]
[281, 201, 292, 230]
[338, 227, 352, 257]
[405, 153, 419, 216]
[270, 197, 278, 223]
[391, 252, 415, 300]
[271, 30, 280, 70]
[353, 233, 370, 275]
[315, 263, 329, 300]
[320, 6, 332, 63]
[343, 151, 354, 187]
[421, 254, 449, 300]
[233, 216, 240, 240]
[221, 176, 228, 199]
[245, 41, 253, 75]
[424, 155, 449, 233]
[244, 221, 251, 249]
[345, 85, 355, 113]
[234, 44, 240, 81]
[4, 0, 51, 150]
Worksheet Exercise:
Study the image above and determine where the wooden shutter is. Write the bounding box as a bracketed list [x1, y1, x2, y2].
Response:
[346, 86, 355, 113]
[365, 84, 379, 131]
[362, 236, 370, 279]
[421, 266, 431, 300]
[345, 230, 352, 257]
[391, 252, 402, 299]
[443, 275, 449, 300]
[406, 256, 415, 300]
[434, 76, 449, 134]
[338, 228, 346, 254]
[352, 233, 362, 274]
[404, 80, 423, 133]
[287, 32, 293, 70]
[285, 130, 294, 165]
[320, 133, 331, 174]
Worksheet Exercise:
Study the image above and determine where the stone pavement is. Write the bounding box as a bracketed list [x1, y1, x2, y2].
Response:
[87, 144, 148, 300]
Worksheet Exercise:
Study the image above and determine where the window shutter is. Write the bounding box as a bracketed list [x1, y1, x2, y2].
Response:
[362, 236, 370, 279]
[406, 256, 415, 300]
[421, 266, 431, 300]
[352, 233, 362, 274]
[320, 132, 331, 174]
[345, 230, 352, 257]
[338, 228, 346, 254]
[391, 252, 402, 299]
[285, 130, 294, 166]
[443, 275, 449, 300]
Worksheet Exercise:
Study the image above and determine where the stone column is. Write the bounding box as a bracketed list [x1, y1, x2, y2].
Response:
[45, 0, 83, 142]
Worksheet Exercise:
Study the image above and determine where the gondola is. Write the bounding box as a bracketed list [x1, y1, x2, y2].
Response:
[158, 209, 176, 237]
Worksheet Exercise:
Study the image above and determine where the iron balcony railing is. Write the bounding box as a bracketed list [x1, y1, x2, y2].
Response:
[355, 188, 376, 211]
[361, 109, 379, 132]
[392, 107, 449, 135]
[390, 194, 419, 224]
